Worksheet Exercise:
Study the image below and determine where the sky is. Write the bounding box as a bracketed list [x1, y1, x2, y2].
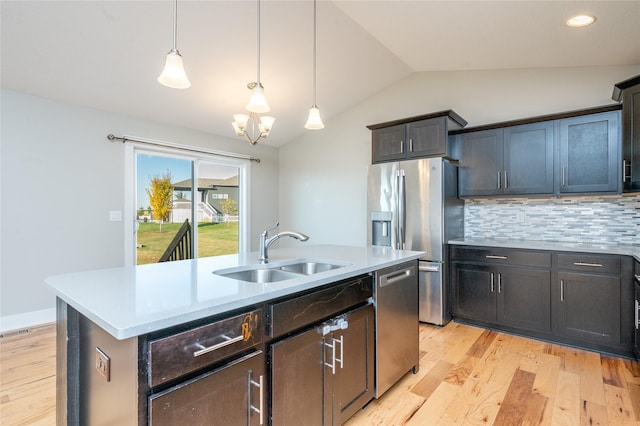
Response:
[136, 153, 240, 210]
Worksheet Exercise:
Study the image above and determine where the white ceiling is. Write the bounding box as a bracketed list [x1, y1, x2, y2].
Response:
[2, 1, 639, 147]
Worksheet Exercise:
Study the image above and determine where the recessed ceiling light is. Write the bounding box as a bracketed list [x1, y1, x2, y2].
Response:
[566, 15, 596, 27]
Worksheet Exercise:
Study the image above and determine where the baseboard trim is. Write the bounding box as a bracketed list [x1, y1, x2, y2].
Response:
[0, 308, 56, 333]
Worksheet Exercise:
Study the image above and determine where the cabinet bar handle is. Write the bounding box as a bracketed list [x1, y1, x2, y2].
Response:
[497, 171, 501, 189]
[635, 274, 640, 283]
[623, 160, 630, 182]
[560, 279, 564, 302]
[485, 255, 508, 260]
[504, 171, 508, 189]
[324, 339, 336, 375]
[635, 300, 639, 330]
[250, 373, 264, 425]
[490, 272, 495, 293]
[573, 262, 603, 268]
[409, 139, 414, 152]
[334, 335, 344, 370]
[193, 334, 243, 357]
[562, 167, 566, 186]
[498, 273, 502, 293]
[400, 140, 404, 154]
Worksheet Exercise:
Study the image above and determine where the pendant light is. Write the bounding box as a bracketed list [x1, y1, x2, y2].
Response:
[304, 0, 324, 129]
[232, 0, 274, 144]
[158, 0, 191, 89]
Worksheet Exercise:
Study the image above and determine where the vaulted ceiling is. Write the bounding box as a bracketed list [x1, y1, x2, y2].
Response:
[2, 1, 639, 146]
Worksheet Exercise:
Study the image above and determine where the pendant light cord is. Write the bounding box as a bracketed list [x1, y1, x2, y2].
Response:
[172, 0, 178, 51]
[312, 0, 317, 106]
[256, 0, 261, 85]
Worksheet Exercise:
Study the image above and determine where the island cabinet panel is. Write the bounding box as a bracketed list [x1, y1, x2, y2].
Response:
[149, 350, 264, 426]
[270, 304, 374, 426]
[450, 245, 635, 357]
[558, 111, 620, 194]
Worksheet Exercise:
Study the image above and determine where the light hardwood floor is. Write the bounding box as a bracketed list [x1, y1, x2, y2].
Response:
[1, 321, 639, 425]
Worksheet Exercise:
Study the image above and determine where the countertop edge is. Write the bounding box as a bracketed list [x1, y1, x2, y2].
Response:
[448, 239, 640, 262]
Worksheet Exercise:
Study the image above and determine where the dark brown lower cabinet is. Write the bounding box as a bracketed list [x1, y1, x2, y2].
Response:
[633, 263, 639, 359]
[450, 246, 634, 357]
[270, 304, 375, 426]
[451, 263, 551, 334]
[148, 350, 265, 426]
[556, 272, 621, 347]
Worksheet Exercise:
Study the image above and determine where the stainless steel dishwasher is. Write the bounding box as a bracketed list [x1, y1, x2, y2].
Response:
[373, 260, 419, 398]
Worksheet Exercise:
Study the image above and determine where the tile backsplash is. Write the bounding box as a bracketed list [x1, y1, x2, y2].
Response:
[464, 195, 640, 245]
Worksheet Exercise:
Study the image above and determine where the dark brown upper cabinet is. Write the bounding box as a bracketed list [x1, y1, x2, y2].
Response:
[367, 110, 467, 163]
[613, 74, 640, 192]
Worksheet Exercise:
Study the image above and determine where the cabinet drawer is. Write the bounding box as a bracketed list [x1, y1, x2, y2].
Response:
[557, 253, 620, 275]
[148, 309, 262, 387]
[451, 246, 551, 268]
[269, 275, 373, 338]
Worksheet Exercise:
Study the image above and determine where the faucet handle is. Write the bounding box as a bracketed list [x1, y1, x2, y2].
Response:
[266, 221, 279, 234]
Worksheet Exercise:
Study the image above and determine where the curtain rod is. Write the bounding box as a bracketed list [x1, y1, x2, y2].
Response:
[107, 134, 261, 163]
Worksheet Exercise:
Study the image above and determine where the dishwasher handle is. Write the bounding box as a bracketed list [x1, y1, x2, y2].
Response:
[379, 266, 415, 287]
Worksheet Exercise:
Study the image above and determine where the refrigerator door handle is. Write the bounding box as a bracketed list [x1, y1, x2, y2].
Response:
[398, 168, 406, 250]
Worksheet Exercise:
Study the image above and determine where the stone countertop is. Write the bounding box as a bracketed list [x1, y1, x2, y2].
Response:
[449, 238, 640, 262]
[45, 245, 424, 340]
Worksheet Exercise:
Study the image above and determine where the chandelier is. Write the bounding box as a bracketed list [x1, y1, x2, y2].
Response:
[232, 0, 275, 145]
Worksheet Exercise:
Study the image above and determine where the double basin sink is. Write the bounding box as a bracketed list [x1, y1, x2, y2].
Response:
[214, 259, 349, 284]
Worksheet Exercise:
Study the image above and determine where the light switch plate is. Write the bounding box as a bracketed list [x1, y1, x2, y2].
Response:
[109, 211, 122, 221]
[96, 347, 111, 382]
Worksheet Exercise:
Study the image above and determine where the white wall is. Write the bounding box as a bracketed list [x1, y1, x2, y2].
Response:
[0, 90, 280, 329]
[278, 65, 640, 248]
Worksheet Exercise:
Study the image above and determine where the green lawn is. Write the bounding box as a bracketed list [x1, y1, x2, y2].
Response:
[136, 221, 239, 265]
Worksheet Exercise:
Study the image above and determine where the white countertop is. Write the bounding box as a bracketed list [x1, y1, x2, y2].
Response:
[45, 245, 424, 340]
[449, 238, 640, 262]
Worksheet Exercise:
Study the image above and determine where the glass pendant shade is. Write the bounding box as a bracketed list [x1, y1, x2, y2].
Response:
[246, 84, 270, 113]
[259, 116, 275, 132]
[304, 106, 324, 129]
[158, 49, 191, 89]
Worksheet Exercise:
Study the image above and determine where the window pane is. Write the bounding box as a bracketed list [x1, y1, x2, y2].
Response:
[196, 162, 240, 258]
[136, 153, 193, 265]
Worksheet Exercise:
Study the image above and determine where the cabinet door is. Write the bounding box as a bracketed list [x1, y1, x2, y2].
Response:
[451, 262, 496, 323]
[503, 122, 554, 195]
[372, 124, 405, 163]
[149, 350, 265, 426]
[407, 118, 446, 158]
[635, 281, 640, 359]
[332, 305, 374, 425]
[496, 267, 551, 333]
[559, 112, 620, 194]
[556, 272, 621, 347]
[622, 83, 640, 191]
[271, 328, 325, 426]
[458, 129, 504, 197]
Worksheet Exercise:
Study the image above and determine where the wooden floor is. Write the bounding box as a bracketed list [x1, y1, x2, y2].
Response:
[1, 321, 639, 425]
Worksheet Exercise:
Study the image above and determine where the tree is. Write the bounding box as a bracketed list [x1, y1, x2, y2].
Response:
[174, 191, 187, 200]
[146, 171, 173, 232]
[220, 198, 238, 216]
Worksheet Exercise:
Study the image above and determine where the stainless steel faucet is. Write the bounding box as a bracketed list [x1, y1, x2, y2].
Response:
[259, 222, 309, 263]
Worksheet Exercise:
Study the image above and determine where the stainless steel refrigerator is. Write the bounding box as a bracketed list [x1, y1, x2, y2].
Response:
[367, 157, 463, 325]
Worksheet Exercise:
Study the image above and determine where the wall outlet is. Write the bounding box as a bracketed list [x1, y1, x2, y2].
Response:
[109, 211, 122, 221]
[95, 347, 111, 382]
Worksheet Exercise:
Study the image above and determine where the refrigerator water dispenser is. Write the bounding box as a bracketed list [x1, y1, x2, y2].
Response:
[371, 211, 392, 247]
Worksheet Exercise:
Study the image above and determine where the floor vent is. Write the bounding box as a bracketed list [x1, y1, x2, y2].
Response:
[0, 328, 32, 339]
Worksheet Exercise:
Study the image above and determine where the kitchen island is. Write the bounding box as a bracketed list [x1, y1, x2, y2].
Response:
[46, 245, 423, 426]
